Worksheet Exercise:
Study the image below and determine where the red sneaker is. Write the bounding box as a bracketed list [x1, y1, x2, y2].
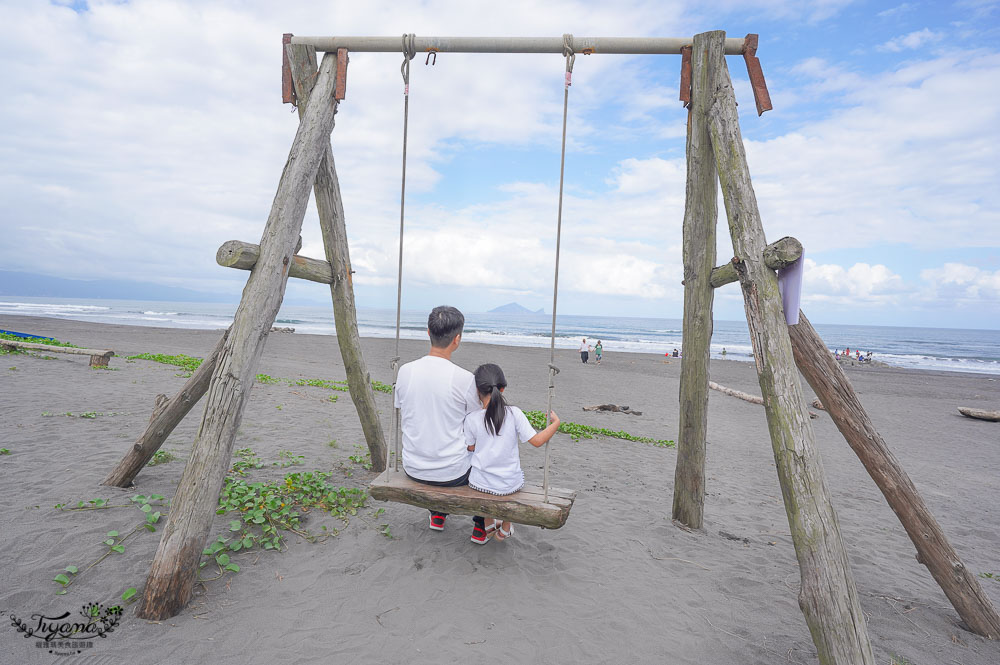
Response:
[429, 514, 446, 531]
[470, 524, 489, 545]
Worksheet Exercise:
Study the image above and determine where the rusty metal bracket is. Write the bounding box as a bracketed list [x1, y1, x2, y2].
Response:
[282, 33, 295, 104]
[742, 33, 772, 116]
[679, 45, 692, 108]
[335, 47, 349, 100]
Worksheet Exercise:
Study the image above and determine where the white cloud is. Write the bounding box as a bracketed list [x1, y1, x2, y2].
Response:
[877, 3, 915, 18]
[0, 0, 998, 327]
[877, 28, 944, 52]
[745, 52, 1000, 255]
[801, 259, 907, 306]
[919, 263, 1000, 303]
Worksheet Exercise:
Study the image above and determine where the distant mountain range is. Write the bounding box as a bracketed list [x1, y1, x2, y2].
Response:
[0, 271, 229, 302]
[489, 302, 545, 315]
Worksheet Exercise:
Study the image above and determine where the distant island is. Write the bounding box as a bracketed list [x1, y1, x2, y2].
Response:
[489, 302, 545, 315]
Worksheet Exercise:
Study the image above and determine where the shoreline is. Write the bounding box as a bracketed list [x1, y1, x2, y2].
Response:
[3, 313, 998, 384]
[3, 298, 1000, 377]
[1, 315, 998, 664]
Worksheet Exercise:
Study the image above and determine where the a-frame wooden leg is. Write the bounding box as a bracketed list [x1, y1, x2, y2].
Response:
[673, 31, 720, 530]
[789, 311, 1000, 639]
[702, 30, 876, 665]
[136, 52, 342, 621]
[102, 326, 231, 487]
[286, 44, 388, 472]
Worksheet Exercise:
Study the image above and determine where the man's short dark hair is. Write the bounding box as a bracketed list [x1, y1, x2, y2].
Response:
[428, 306, 465, 348]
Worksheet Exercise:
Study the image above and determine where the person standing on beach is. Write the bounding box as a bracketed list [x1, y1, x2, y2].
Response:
[579, 338, 589, 364]
[394, 306, 488, 543]
[595, 340, 603, 364]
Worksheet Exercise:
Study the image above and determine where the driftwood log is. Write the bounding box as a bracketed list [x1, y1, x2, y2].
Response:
[217, 239, 334, 285]
[709, 381, 818, 418]
[958, 407, 1000, 422]
[2, 339, 114, 367]
[673, 30, 720, 531]
[102, 327, 230, 488]
[707, 30, 875, 663]
[137, 52, 342, 621]
[708, 380, 762, 405]
[288, 44, 387, 472]
[582, 404, 642, 415]
[789, 312, 1000, 639]
[708, 236, 802, 288]
[369, 469, 575, 530]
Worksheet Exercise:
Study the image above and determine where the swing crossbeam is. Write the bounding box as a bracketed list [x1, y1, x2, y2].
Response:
[290, 35, 749, 55]
[370, 469, 576, 530]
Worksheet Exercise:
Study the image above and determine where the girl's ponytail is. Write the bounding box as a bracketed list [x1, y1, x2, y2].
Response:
[474, 363, 508, 435]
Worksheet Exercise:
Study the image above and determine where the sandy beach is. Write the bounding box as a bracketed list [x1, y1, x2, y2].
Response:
[1, 314, 999, 665]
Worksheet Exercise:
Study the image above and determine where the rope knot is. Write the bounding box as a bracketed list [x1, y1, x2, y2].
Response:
[562, 33, 576, 74]
[400, 33, 416, 85]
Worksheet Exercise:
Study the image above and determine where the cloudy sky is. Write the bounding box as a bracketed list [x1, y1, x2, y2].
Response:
[2, 0, 999, 329]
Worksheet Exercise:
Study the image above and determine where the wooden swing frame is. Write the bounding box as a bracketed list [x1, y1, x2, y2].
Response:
[106, 31, 997, 664]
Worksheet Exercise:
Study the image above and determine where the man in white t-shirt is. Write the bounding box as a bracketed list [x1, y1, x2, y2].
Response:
[394, 306, 488, 542]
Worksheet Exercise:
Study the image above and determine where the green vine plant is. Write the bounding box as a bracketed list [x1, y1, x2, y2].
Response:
[42, 411, 125, 419]
[0, 332, 78, 349]
[274, 450, 305, 468]
[147, 450, 177, 466]
[523, 410, 675, 447]
[51, 494, 167, 594]
[126, 352, 202, 378]
[203, 452, 368, 582]
[348, 445, 373, 471]
[231, 447, 264, 475]
[122, 350, 392, 396]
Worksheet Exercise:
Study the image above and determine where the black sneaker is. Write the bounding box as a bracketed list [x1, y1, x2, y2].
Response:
[429, 514, 446, 531]
[470, 524, 489, 545]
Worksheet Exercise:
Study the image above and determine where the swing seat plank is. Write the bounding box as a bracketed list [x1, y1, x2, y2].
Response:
[369, 469, 576, 529]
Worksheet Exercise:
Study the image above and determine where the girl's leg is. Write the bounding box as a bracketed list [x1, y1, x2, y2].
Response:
[495, 520, 513, 541]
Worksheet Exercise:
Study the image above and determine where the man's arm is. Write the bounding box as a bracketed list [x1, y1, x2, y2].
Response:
[463, 374, 481, 414]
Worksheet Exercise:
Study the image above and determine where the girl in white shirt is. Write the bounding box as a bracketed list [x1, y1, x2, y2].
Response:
[464, 363, 560, 542]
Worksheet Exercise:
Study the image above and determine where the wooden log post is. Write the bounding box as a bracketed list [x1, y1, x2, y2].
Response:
[102, 327, 230, 488]
[704, 31, 876, 664]
[2, 339, 114, 367]
[672, 30, 720, 530]
[709, 236, 802, 288]
[788, 312, 1000, 639]
[287, 43, 388, 472]
[217, 240, 334, 284]
[137, 52, 342, 621]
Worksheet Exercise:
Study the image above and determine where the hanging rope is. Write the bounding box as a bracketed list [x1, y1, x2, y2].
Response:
[542, 34, 575, 503]
[389, 33, 417, 474]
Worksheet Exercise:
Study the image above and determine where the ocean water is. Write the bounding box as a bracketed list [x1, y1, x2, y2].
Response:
[1, 296, 999, 376]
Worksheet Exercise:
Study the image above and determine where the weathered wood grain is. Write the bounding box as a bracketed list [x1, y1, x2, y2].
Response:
[137, 52, 341, 621]
[102, 327, 230, 488]
[709, 236, 803, 288]
[707, 36, 875, 664]
[2, 340, 113, 367]
[790, 312, 1000, 639]
[288, 44, 387, 472]
[216, 239, 334, 284]
[370, 469, 575, 529]
[708, 380, 763, 405]
[673, 30, 721, 531]
[958, 407, 1000, 422]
